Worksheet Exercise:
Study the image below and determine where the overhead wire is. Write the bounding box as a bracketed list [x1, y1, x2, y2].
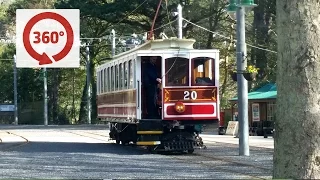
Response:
[164, 0, 176, 37]
[113, 0, 149, 28]
[183, 18, 277, 54]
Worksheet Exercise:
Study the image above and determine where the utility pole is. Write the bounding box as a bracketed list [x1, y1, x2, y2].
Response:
[43, 67, 48, 126]
[13, 55, 18, 125]
[111, 29, 115, 57]
[86, 45, 91, 124]
[177, 4, 183, 39]
[236, 0, 249, 156]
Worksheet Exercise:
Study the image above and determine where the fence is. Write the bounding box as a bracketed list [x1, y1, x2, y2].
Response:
[0, 101, 44, 125]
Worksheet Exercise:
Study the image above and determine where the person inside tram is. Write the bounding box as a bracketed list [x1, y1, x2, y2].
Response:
[143, 56, 161, 119]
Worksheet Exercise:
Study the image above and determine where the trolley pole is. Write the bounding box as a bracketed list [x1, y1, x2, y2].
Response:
[111, 29, 115, 57]
[43, 67, 48, 126]
[86, 45, 91, 124]
[13, 55, 18, 125]
[177, 4, 183, 39]
[236, 0, 249, 156]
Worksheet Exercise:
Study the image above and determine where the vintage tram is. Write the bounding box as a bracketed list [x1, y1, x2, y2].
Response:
[96, 38, 220, 153]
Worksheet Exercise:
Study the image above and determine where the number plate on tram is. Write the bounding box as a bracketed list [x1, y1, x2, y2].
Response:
[163, 87, 217, 103]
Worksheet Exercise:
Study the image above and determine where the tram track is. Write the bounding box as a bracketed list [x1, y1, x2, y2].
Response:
[53, 129, 111, 143]
[0, 131, 30, 151]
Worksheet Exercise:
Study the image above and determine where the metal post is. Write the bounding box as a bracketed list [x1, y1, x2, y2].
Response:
[86, 45, 91, 124]
[13, 55, 18, 125]
[43, 67, 48, 126]
[236, 1, 249, 156]
[177, 4, 183, 39]
[111, 29, 115, 57]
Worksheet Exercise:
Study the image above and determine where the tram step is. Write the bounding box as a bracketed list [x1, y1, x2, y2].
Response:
[136, 141, 161, 146]
[137, 131, 163, 135]
[137, 120, 162, 131]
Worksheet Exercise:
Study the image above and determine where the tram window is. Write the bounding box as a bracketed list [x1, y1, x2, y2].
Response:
[101, 69, 104, 93]
[129, 60, 133, 88]
[165, 57, 189, 86]
[192, 57, 215, 86]
[104, 68, 108, 92]
[111, 66, 114, 91]
[108, 67, 112, 92]
[124, 61, 128, 88]
[106, 67, 109, 92]
[115, 64, 119, 90]
[97, 71, 100, 94]
[119, 63, 123, 90]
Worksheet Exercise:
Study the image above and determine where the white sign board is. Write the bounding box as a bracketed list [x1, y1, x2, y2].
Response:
[16, 9, 80, 68]
[252, 103, 260, 121]
[225, 121, 239, 136]
[0, 105, 14, 112]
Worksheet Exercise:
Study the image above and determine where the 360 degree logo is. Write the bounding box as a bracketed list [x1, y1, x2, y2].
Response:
[23, 12, 74, 65]
[16, 9, 80, 68]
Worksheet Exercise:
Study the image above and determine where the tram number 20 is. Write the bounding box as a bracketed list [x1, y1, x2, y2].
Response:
[183, 91, 198, 100]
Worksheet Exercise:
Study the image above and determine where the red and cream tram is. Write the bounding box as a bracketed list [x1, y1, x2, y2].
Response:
[96, 38, 220, 153]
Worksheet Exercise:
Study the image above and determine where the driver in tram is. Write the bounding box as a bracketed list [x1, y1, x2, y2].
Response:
[143, 56, 161, 119]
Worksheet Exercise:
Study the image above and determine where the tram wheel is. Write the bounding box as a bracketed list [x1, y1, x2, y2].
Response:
[115, 134, 120, 144]
[187, 149, 194, 154]
[116, 139, 120, 144]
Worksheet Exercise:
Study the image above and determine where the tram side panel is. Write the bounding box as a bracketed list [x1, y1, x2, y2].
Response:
[97, 90, 137, 121]
[97, 90, 139, 144]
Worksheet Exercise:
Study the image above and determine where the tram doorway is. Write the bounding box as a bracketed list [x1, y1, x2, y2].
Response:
[141, 56, 162, 119]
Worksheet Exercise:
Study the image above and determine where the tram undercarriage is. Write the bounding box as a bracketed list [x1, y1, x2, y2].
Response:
[108, 120, 206, 154]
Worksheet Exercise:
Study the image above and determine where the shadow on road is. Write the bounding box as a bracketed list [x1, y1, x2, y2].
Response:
[0, 141, 149, 155]
[0, 124, 109, 130]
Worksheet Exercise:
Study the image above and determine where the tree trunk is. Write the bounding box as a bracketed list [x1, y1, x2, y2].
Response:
[78, 81, 87, 124]
[90, 62, 97, 123]
[72, 69, 75, 121]
[274, 0, 320, 178]
[52, 69, 60, 124]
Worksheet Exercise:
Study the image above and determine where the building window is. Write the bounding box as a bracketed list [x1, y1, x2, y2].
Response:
[192, 57, 214, 86]
[165, 57, 189, 86]
[267, 102, 276, 121]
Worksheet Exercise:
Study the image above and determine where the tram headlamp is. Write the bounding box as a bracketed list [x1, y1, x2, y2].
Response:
[174, 101, 185, 113]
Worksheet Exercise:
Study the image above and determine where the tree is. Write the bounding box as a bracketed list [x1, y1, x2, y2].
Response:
[274, 0, 320, 178]
[251, 0, 276, 82]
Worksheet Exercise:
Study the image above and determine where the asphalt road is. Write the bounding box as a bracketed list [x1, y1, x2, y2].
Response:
[0, 125, 272, 179]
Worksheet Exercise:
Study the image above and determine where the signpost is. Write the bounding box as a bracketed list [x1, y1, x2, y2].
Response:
[13, 55, 18, 125]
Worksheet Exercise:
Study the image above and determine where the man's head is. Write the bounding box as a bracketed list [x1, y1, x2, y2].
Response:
[150, 56, 157, 64]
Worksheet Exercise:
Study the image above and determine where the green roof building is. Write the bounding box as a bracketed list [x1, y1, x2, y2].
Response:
[229, 83, 276, 136]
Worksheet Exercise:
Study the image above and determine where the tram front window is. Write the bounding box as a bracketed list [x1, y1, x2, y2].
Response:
[165, 57, 189, 86]
[192, 57, 215, 86]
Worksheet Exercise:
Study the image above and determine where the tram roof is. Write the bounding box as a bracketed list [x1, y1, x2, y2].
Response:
[99, 38, 219, 64]
[113, 38, 197, 58]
